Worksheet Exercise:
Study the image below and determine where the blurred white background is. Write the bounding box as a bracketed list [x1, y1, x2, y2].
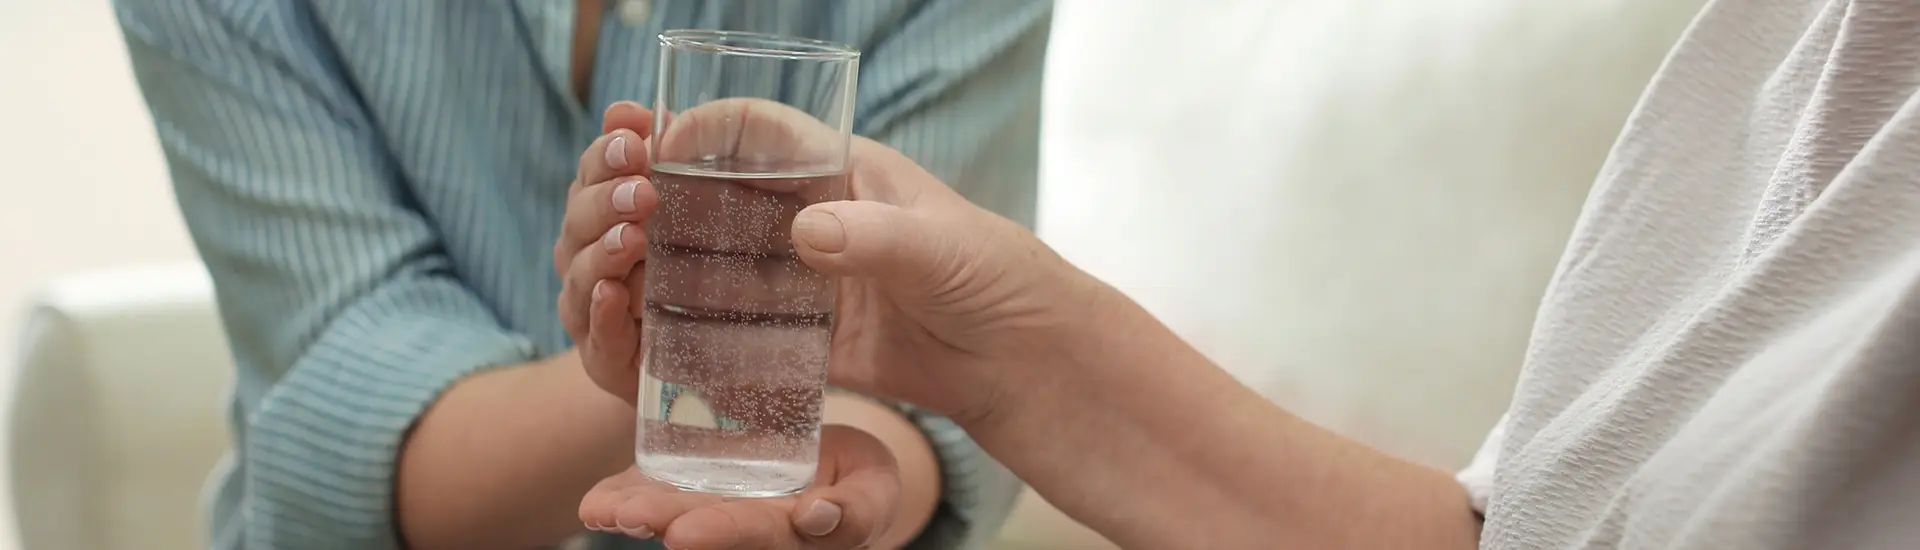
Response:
[0, 2, 195, 546]
[0, 1, 196, 361]
[1010, 0, 1704, 546]
[0, 0, 1712, 549]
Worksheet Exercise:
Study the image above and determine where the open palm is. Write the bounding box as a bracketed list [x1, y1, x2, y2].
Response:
[580, 426, 899, 549]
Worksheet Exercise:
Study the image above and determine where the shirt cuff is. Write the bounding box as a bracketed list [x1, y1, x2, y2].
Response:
[1455, 413, 1509, 515]
[893, 405, 1024, 550]
[238, 281, 537, 548]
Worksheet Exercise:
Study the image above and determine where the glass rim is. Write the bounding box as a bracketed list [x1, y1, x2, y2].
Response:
[658, 30, 860, 61]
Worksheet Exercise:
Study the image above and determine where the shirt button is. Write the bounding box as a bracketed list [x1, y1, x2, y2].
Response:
[618, 0, 652, 26]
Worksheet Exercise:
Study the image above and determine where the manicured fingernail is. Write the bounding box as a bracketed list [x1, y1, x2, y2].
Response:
[797, 500, 842, 537]
[619, 524, 655, 539]
[606, 135, 630, 170]
[602, 223, 628, 253]
[794, 210, 846, 253]
[592, 279, 607, 303]
[613, 179, 640, 213]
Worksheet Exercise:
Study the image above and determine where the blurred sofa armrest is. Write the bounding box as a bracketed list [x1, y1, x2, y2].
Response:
[7, 262, 235, 550]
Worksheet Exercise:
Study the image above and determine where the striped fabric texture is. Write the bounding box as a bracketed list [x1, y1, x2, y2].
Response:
[113, 1, 1051, 548]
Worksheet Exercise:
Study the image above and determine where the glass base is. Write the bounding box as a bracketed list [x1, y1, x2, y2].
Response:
[657, 478, 805, 499]
[636, 454, 815, 498]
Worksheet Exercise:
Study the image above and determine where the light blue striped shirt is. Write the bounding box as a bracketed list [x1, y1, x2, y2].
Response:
[112, 1, 1050, 548]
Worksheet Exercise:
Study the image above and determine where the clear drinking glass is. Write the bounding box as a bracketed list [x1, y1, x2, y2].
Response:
[635, 30, 859, 497]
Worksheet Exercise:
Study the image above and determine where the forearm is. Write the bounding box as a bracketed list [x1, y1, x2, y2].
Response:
[823, 393, 941, 548]
[397, 350, 633, 549]
[970, 293, 1482, 549]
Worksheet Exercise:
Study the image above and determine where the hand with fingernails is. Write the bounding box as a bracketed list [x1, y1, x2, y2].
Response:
[559, 100, 1109, 549]
[559, 100, 895, 549]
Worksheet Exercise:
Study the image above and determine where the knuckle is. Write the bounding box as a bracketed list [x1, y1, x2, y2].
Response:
[570, 246, 600, 278]
[561, 313, 584, 341]
[577, 135, 603, 173]
[560, 298, 583, 327]
[562, 210, 589, 240]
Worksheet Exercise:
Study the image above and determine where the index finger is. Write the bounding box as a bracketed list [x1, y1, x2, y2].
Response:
[576, 101, 657, 191]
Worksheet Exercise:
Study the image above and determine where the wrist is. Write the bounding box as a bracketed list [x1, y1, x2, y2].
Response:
[528, 350, 638, 472]
[396, 350, 639, 548]
[965, 273, 1163, 435]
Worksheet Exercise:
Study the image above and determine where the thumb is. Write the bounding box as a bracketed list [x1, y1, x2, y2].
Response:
[791, 201, 965, 293]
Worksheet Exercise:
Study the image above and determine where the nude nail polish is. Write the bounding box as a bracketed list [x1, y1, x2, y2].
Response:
[602, 223, 628, 253]
[619, 524, 655, 539]
[606, 135, 630, 170]
[797, 500, 842, 536]
[613, 179, 640, 213]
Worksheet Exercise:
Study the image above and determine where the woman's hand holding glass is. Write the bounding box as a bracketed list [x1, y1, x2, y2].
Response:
[556, 99, 1114, 549]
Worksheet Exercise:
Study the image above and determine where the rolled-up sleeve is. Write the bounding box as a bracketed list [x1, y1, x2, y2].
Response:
[1455, 413, 1507, 515]
[116, 1, 534, 548]
[847, 2, 1053, 548]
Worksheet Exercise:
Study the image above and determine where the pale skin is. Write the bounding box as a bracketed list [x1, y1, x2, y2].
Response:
[574, 99, 1487, 549]
[391, 3, 942, 548]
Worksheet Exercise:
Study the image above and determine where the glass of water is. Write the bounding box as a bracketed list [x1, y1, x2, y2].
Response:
[636, 30, 858, 497]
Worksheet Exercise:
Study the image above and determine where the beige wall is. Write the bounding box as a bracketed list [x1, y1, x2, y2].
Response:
[0, 2, 199, 361]
[0, 3, 199, 547]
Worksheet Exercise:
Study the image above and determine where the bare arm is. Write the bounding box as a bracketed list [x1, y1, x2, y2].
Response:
[396, 351, 628, 549]
[969, 295, 1483, 549]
